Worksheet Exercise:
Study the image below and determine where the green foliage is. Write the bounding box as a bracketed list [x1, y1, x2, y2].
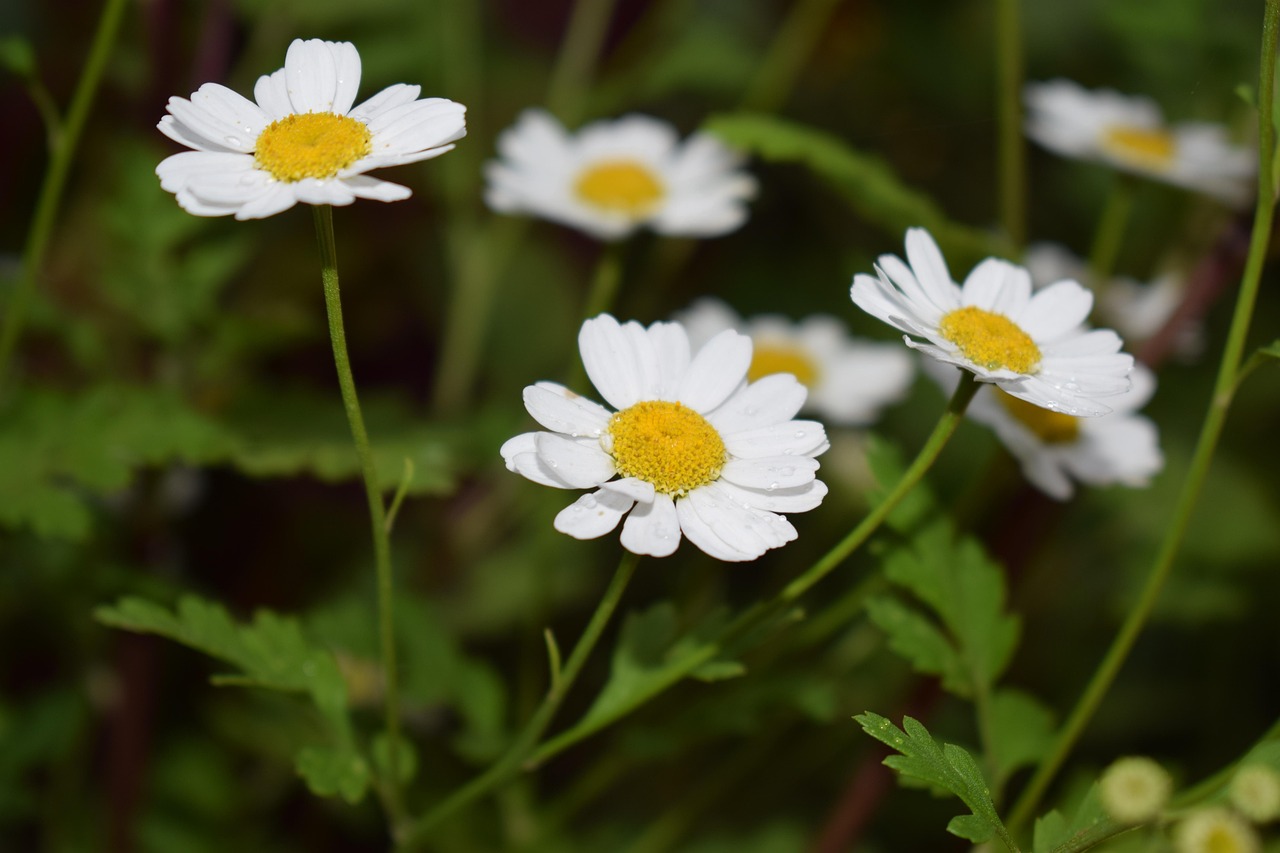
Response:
[988, 689, 1056, 794]
[0, 36, 35, 77]
[703, 112, 1005, 262]
[856, 712, 1016, 849]
[1033, 785, 1114, 853]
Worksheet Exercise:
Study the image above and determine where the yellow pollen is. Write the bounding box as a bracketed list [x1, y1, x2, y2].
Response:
[1101, 125, 1177, 171]
[998, 391, 1079, 444]
[254, 112, 372, 182]
[608, 401, 726, 496]
[748, 342, 820, 387]
[574, 160, 665, 215]
[938, 306, 1041, 373]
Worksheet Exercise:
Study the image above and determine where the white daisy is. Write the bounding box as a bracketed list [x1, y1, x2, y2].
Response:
[500, 314, 829, 562]
[961, 363, 1164, 500]
[156, 38, 466, 220]
[484, 109, 756, 241]
[850, 228, 1134, 417]
[1024, 79, 1255, 205]
[675, 297, 915, 426]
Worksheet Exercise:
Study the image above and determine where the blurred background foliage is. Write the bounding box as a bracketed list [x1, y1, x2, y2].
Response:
[1, 0, 1277, 850]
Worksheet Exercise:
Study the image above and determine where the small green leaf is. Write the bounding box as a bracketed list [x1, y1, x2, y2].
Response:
[1033, 784, 1111, 853]
[371, 733, 418, 785]
[865, 595, 965, 691]
[988, 689, 1056, 795]
[295, 746, 369, 804]
[0, 37, 35, 77]
[856, 712, 1016, 850]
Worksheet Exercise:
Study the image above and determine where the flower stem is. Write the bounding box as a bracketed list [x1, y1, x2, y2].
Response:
[1005, 3, 1280, 835]
[581, 241, 626, 321]
[995, 0, 1026, 249]
[401, 551, 640, 847]
[1087, 173, 1137, 290]
[546, 0, 620, 126]
[522, 373, 979, 771]
[0, 0, 128, 389]
[740, 0, 845, 113]
[311, 205, 405, 829]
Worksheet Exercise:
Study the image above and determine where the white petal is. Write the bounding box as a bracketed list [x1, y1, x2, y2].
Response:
[500, 433, 577, 488]
[599, 477, 656, 503]
[707, 374, 807, 434]
[523, 382, 611, 436]
[350, 83, 422, 122]
[620, 493, 681, 557]
[1016, 280, 1093, 341]
[722, 420, 828, 459]
[579, 314, 648, 410]
[366, 98, 467, 156]
[330, 40, 362, 115]
[554, 490, 634, 539]
[253, 69, 293, 120]
[646, 322, 692, 400]
[342, 174, 413, 202]
[675, 492, 759, 562]
[677, 329, 752, 412]
[535, 433, 616, 488]
[720, 456, 819, 490]
[716, 479, 828, 513]
[232, 184, 300, 220]
[286, 38, 340, 114]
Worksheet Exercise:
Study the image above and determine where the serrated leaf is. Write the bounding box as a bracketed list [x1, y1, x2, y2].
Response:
[95, 594, 352, 741]
[1033, 784, 1112, 853]
[857, 713, 1016, 851]
[295, 746, 369, 804]
[865, 595, 965, 690]
[989, 689, 1056, 795]
[704, 113, 1004, 262]
[882, 520, 1019, 697]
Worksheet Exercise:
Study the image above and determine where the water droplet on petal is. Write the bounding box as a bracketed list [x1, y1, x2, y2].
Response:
[767, 482, 779, 491]
[794, 430, 806, 439]
[779, 467, 795, 477]
[224, 135, 242, 147]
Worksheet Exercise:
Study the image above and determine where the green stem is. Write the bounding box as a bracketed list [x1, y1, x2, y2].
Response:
[524, 373, 979, 770]
[740, 0, 844, 113]
[1086, 174, 1137, 290]
[582, 241, 626, 321]
[0, 0, 129, 388]
[311, 206, 405, 831]
[995, 0, 1026, 249]
[402, 550, 640, 846]
[546, 0, 620, 125]
[1005, 3, 1280, 834]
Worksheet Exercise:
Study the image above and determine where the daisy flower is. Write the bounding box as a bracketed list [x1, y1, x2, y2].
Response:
[1174, 808, 1261, 853]
[1024, 79, 1255, 205]
[484, 109, 756, 240]
[850, 228, 1134, 416]
[500, 314, 829, 562]
[675, 297, 915, 426]
[157, 38, 467, 219]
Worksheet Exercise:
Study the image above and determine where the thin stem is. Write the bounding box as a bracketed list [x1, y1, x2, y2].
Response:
[524, 373, 980, 770]
[546, 0, 620, 126]
[1005, 3, 1280, 834]
[995, 0, 1026, 249]
[311, 206, 406, 830]
[1086, 174, 1137, 291]
[402, 550, 640, 846]
[581, 241, 626, 321]
[0, 0, 129, 388]
[740, 0, 844, 113]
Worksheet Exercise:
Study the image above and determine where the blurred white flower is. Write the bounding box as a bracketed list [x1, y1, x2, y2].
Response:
[675, 297, 914, 426]
[1024, 79, 1254, 205]
[485, 109, 756, 240]
[501, 315, 828, 562]
[157, 39, 466, 219]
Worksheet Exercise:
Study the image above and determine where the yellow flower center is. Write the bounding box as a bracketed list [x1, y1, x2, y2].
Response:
[254, 112, 372, 182]
[748, 342, 821, 387]
[938, 306, 1041, 373]
[998, 390, 1079, 444]
[608, 401, 726, 496]
[574, 160, 665, 215]
[1101, 125, 1177, 172]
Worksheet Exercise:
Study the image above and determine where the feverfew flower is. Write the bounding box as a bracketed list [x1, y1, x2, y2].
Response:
[676, 297, 915, 426]
[850, 228, 1133, 416]
[1098, 756, 1172, 824]
[959, 363, 1163, 500]
[157, 39, 466, 219]
[1174, 808, 1261, 853]
[484, 109, 756, 240]
[1230, 765, 1280, 824]
[1024, 79, 1255, 205]
[500, 315, 828, 562]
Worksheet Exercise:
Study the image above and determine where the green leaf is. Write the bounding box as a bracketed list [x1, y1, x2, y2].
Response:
[880, 520, 1020, 698]
[865, 595, 965, 689]
[857, 712, 1015, 850]
[704, 112, 1005, 262]
[371, 733, 418, 785]
[988, 689, 1056, 795]
[0, 36, 35, 77]
[1033, 784, 1112, 853]
[295, 746, 369, 804]
[95, 595, 352, 741]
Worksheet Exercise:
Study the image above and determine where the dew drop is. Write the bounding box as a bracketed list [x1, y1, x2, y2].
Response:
[581, 495, 597, 509]
[766, 482, 779, 491]
[779, 466, 795, 477]
[547, 459, 559, 469]
[223, 135, 242, 147]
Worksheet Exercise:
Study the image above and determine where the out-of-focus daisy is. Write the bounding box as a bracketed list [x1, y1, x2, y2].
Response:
[1024, 79, 1255, 205]
[500, 314, 828, 562]
[484, 109, 756, 240]
[1099, 756, 1172, 824]
[1174, 807, 1261, 853]
[1025, 242, 1202, 358]
[157, 39, 466, 219]
[675, 297, 914, 426]
[850, 228, 1133, 416]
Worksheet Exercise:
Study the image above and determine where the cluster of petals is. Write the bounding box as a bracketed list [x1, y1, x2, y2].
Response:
[850, 228, 1134, 417]
[500, 315, 829, 562]
[1024, 79, 1255, 205]
[485, 109, 757, 240]
[157, 38, 466, 219]
[676, 297, 915, 426]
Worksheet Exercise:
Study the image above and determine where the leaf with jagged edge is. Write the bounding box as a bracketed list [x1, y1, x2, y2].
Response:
[1033, 784, 1113, 853]
[295, 746, 370, 804]
[865, 595, 966, 690]
[857, 712, 1017, 850]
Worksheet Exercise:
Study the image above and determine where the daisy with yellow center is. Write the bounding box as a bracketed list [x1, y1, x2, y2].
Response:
[1024, 79, 1255, 205]
[500, 314, 829, 561]
[485, 110, 757, 240]
[156, 39, 466, 220]
[1174, 808, 1262, 853]
[676, 297, 915, 426]
[850, 228, 1134, 417]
